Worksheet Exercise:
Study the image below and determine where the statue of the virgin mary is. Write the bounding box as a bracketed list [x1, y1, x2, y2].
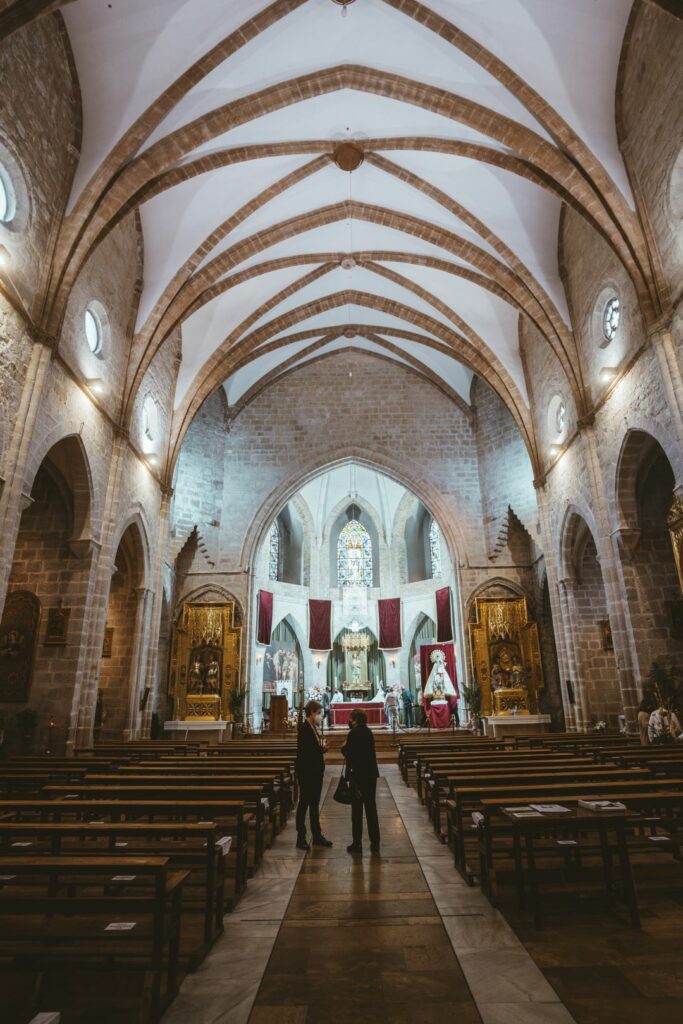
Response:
[422, 648, 457, 699]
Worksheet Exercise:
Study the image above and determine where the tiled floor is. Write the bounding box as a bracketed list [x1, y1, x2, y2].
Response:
[162, 768, 578, 1024]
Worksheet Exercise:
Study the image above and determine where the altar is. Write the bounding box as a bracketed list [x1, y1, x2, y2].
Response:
[330, 701, 386, 727]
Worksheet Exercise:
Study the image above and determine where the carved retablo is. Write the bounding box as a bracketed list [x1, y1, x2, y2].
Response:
[169, 600, 242, 721]
[469, 595, 544, 716]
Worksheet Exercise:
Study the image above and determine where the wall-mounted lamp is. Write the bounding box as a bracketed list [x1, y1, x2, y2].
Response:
[145, 453, 159, 470]
[86, 377, 105, 397]
[316, 658, 322, 669]
[0, 244, 12, 269]
[255, 653, 263, 665]
[549, 444, 562, 459]
[600, 366, 618, 384]
[390, 658, 397, 668]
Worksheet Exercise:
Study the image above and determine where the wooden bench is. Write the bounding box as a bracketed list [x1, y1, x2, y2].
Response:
[0, 799, 248, 909]
[0, 821, 227, 965]
[0, 855, 187, 1023]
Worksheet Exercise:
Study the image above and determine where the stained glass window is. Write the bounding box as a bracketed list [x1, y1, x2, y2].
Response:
[429, 519, 442, 579]
[337, 520, 372, 588]
[268, 522, 280, 581]
[602, 296, 620, 342]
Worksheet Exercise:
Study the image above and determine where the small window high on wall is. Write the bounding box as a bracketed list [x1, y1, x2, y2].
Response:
[429, 519, 442, 579]
[338, 519, 373, 588]
[268, 522, 280, 581]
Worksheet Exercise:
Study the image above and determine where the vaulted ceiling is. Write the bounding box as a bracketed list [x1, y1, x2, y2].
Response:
[13, 0, 667, 471]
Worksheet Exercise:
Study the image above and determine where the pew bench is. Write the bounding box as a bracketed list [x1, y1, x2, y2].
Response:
[0, 856, 187, 1024]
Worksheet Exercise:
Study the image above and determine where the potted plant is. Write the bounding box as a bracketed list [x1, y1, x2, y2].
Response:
[462, 681, 482, 734]
[644, 659, 682, 711]
[15, 708, 38, 754]
[228, 687, 245, 738]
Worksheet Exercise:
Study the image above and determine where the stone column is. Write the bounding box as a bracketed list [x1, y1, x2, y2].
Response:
[0, 335, 53, 611]
[66, 431, 129, 753]
[580, 423, 640, 732]
[650, 323, 683, 450]
[556, 576, 586, 731]
[124, 585, 153, 740]
[534, 483, 579, 731]
[139, 488, 173, 736]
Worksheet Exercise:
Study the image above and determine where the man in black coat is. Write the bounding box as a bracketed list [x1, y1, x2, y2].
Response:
[341, 708, 381, 853]
[295, 699, 333, 851]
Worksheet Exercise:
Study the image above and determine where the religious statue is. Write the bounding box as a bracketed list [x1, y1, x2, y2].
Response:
[188, 656, 205, 694]
[205, 656, 221, 694]
[509, 657, 527, 689]
[351, 651, 362, 685]
[423, 649, 457, 699]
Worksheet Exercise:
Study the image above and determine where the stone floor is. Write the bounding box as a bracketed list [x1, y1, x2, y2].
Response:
[161, 767, 576, 1024]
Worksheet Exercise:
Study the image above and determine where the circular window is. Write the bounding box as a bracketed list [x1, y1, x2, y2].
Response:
[142, 395, 158, 445]
[547, 393, 568, 443]
[602, 296, 620, 343]
[84, 307, 102, 355]
[0, 161, 16, 224]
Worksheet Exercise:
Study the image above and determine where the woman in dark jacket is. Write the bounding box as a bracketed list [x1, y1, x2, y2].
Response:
[341, 708, 380, 853]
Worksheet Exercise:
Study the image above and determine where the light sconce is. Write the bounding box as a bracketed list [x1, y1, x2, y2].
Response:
[0, 244, 12, 269]
[390, 658, 397, 668]
[256, 653, 263, 665]
[600, 366, 618, 384]
[549, 444, 562, 459]
[316, 658, 322, 669]
[86, 377, 104, 397]
[145, 453, 159, 470]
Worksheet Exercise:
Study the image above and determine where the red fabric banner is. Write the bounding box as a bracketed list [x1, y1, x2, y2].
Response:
[419, 642, 459, 699]
[309, 598, 332, 651]
[256, 590, 273, 646]
[435, 585, 453, 643]
[378, 597, 402, 649]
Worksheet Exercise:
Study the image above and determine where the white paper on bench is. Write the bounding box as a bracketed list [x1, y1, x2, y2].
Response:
[12, 841, 32, 847]
[112, 875, 136, 881]
[216, 836, 232, 856]
[0, 874, 16, 880]
[557, 840, 578, 846]
[29, 1013, 61, 1024]
[530, 804, 571, 813]
[648, 835, 671, 842]
[115, 842, 128, 847]
[105, 922, 137, 931]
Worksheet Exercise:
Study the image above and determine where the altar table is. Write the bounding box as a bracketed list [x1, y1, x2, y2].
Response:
[330, 701, 386, 727]
[424, 697, 458, 730]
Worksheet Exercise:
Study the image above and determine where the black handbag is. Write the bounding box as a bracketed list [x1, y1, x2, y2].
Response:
[333, 770, 353, 805]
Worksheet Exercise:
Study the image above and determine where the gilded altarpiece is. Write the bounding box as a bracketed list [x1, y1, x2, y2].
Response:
[469, 596, 544, 716]
[169, 602, 241, 721]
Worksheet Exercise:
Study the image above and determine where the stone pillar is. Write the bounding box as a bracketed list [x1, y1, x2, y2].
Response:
[534, 484, 579, 731]
[556, 577, 587, 731]
[0, 336, 53, 611]
[581, 424, 640, 732]
[124, 585, 153, 740]
[66, 431, 129, 753]
[651, 324, 683, 450]
[139, 488, 173, 736]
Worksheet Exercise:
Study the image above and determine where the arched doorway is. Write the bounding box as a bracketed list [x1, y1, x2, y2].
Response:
[261, 616, 304, 728]
[97, 523, 147, 740]
[0, 436, 93, 754]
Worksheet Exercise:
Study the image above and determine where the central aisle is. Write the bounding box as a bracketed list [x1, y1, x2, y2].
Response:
[248, 774, 483, 1023]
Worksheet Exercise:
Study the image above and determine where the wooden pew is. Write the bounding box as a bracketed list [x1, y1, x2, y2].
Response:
[0, 856, 187, 1023]
[0, 821, 227, 965]
[44, 783, 268, 872]
[0, 800, 248, 909]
